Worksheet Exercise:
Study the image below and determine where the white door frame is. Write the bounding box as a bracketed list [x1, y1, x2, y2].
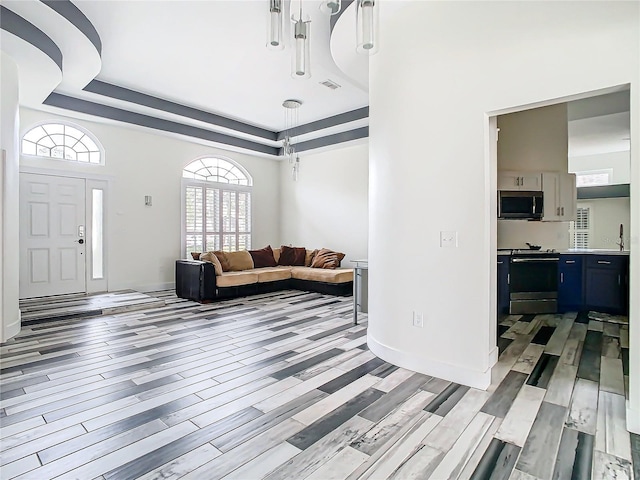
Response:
[19, 166, 110, 294]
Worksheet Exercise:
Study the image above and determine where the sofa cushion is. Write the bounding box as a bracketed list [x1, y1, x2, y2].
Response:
[213, 251, 231, 271]
[290, 267, 353, 284]
[200, 251, 224, 276]
[272, 248, 281, 263]
[225, 251, 254, 271]
[305, 249, 318, 267]
[249, 245, 277, 268]
[278, 245, 306, 266]
[255, 266, 292, 283]
[310, 248, 346, 269]
[216, 271, 259, 287]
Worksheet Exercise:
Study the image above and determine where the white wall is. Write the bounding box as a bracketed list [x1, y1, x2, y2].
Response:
[0, 53, 21, 342]
[279, 142, 368, 265]
[368, 0, 639, 410]
[497, 104, 571, 250]
[497, 220, 570, 251]
[577, 197, 631, 250]
[498, 103, 568, 172]
[19, 108, 281, 292]
[569, 150, 631, 184]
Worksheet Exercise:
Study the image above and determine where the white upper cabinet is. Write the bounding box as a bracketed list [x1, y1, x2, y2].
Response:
[497, 172, 542, 191]
[542, 172, 576, 222]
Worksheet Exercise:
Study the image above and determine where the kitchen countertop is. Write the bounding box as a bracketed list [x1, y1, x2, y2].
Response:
[560, 249, 629, 255]
[498, 249, 629, 256]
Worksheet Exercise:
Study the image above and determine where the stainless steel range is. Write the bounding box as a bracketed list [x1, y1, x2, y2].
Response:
[509, 251, 559, 314]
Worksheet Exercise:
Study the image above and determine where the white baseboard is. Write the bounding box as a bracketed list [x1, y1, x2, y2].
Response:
[367, 332, 492, 390]
[488, 346, 499, 369]
[627, 401, 640, 434]
[135, 282, 175, 293]
[2, 310, 21, 342]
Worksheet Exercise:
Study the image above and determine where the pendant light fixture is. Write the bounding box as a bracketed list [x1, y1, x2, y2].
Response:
[356, 0, 378, 54]
[292, 3, 311, 78]
[267, 0, 284, 49]
[282, 99, 302, 165]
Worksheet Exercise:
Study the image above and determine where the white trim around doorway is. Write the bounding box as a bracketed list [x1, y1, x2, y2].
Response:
[19, 166, 110, 294]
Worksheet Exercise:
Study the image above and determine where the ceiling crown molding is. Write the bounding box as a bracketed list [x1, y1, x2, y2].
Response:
[41, 0, 102, 55]
[83, 80, 277, 141]
[0, 5, 62, 69]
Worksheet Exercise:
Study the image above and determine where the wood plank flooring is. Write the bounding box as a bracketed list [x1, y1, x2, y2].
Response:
[18, 291, 166, 325]
[1, 290, 637, 479]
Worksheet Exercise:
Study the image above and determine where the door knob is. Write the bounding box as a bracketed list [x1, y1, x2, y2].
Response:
[76, 239, 84, 244]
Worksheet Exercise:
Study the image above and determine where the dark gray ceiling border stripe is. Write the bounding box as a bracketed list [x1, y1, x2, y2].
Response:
[83, 80, 277, 141]
[330, 0, 355, 32]
[277, 106, 369, 140]
[0, 6, 63, 70]
[292, 126, 368, 153]
[44, 93, 280, 156]
[577, 184, 630, 199]
[41, 0, 102, 55]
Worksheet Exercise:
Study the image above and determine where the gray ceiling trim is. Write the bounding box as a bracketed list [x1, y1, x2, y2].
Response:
[577, 184, 630, 199]
[41, 0, 102, 55]
[83, 80, 277, 141]
[0, 6, 63, 70]
[44, 93, 280, 156]
[276, 106, 368, 140]
[330, 0, 355, 32]
[292, 126, 368, 153]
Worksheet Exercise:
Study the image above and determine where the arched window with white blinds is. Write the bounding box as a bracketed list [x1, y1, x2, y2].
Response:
[182, 157, 252, 256]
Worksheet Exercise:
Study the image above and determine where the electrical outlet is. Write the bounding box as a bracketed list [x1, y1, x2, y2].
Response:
[440, 231, 458, 248]
[413, 311, 424, 328]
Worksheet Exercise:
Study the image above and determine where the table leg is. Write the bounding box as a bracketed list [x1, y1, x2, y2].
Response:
[353, 268, 359, 325]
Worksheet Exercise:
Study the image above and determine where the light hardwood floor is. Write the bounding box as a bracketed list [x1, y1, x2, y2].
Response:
[1, 291, 638, 479]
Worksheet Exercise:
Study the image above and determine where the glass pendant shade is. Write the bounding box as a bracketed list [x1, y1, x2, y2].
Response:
[356, 0, 378, 54]
[319, 0, 341, 15]
[292, 19, 311, 78]
[267, 0, 283, 50]
[292, 155, 300, 181]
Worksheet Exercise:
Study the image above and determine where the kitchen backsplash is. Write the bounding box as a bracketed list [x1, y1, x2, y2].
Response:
[497, 219, 571, 250]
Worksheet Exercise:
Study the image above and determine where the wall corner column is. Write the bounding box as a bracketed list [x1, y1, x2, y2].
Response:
[1, 51, 22, 342]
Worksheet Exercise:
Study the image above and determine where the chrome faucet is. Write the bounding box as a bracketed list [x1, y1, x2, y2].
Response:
[617, 223, 624, 251]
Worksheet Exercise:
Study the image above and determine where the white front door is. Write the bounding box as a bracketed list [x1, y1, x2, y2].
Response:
[19, 173, 86, 298]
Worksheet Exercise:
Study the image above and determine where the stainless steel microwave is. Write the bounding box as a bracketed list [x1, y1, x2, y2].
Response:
[498, 190, 543, 220]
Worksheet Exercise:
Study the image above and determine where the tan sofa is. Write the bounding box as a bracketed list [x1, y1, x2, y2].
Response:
[175, 247, 354, 302]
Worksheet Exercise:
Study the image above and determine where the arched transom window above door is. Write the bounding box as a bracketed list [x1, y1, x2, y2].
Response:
[22, 122, 104, 164]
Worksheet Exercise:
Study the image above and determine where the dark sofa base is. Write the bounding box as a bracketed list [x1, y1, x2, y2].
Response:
[290, 278, 353, 296]
[175, 260, 353, 303]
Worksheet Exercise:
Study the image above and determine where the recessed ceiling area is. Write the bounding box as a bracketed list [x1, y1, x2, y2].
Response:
[74, 0, 368, 131]
[567, 90, 630, 157]
[1, 0, 370, 157]
[568, 111, 630, 157]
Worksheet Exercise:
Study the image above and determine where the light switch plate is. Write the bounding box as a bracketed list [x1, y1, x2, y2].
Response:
[440, 231, 458, 248]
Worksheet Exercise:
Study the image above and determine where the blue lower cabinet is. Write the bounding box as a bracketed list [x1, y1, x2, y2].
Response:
[558, 255, 583, 313]
[497, 258, 510, 315]
[584, 255, 628, 314]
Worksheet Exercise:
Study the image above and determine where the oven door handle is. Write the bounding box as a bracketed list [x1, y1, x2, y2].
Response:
[511, 257, 559, 263]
